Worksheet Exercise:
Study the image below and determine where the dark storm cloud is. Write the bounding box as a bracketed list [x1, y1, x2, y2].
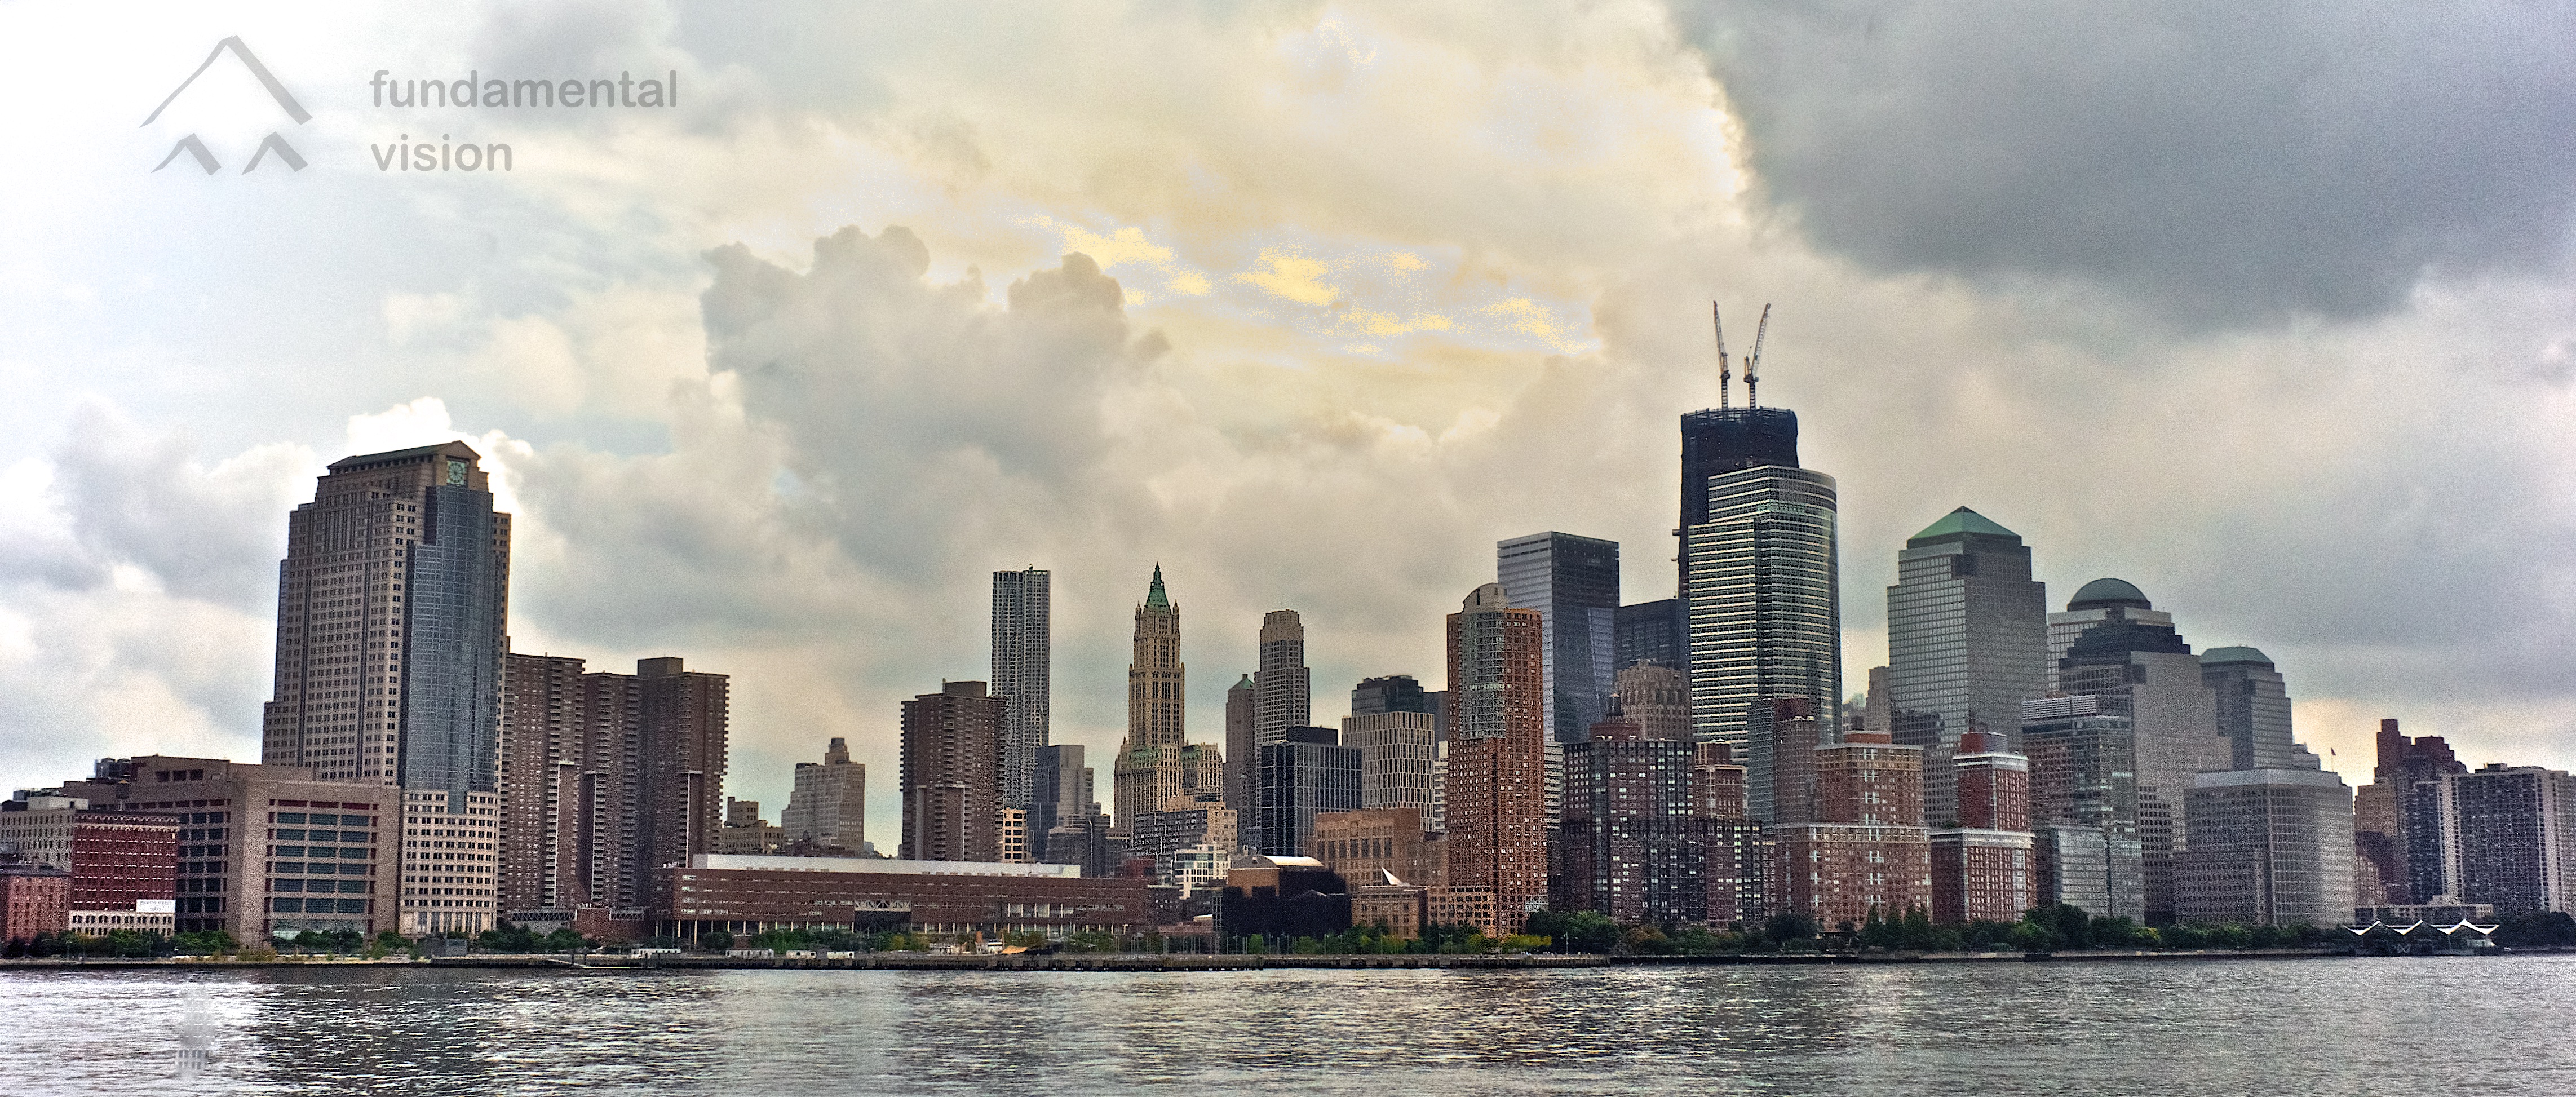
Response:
[1676, 0, 2576, 326]
[47, 405, 305, 608]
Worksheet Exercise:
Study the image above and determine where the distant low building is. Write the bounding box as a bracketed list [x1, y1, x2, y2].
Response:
[661, 855, 1148, 943]
[1215, 855, 1349, 944]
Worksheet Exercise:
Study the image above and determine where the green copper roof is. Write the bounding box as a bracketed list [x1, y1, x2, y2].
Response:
[1234, 674, 1255, 689]
[1908, 506, 2019, 544]
[2069, 577, 2151, 611]
[1145, 563, 1170, 608]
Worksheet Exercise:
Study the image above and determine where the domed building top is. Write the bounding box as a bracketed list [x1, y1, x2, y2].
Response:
[2201, 645, 2272, 666]
[2067, 577, 2151, 612]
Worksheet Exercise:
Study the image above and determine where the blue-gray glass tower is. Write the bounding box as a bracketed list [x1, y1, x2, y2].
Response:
[1675, 405, 1839, 751]
[263, 443, 510, 802]
[1497, 532, 1621, 745]
[1884, 507, 2047, 827]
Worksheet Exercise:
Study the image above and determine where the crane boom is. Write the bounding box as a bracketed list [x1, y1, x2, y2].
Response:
[1745, 303, 1771, 408]
[1712, 301, 1731, 409]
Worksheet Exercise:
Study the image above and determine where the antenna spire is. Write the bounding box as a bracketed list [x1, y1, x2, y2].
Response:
[1712, 301, 1731, 410]
[1745, 303, 1772, 409]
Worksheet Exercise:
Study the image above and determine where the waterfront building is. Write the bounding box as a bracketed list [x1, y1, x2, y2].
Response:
[1163, 844, 1231, 897]
[0, 863, 70, 944]
[900, 681, 1006, 862]
[1255, 611, 1313, 746]
[1615, 599, 1686, 671]
[1773, 730, 1931, 930]
[781, 737, 866, 855]
[2021, 696, 2146, 919]
[2446, 763, 2576, 914]
[495, 653, 729, 915]
[1560, 704, 1712, 924]
[1352, 875, 1428, 939]
[395, 785, 502, 935]
[2053, 583, 2232, 923]
[1030, 745, 1094, 862]
[60, 757, 397, 940]
[1113, 567, 1213, 826]
[1215, 855, 1351, 944]
[1883, 507, 2047, 829]
[263, 443, 508, 791]
[1614, 662, 1692, 742]
[1305, 807, 1443, 888]
[661, 854, 1148, 943]
[1255, 728, 1361, 858]
[1443, 583, 1550, 935]
[1223, 675, 1256, 823]
[0, 794, 180, 913]
[1929, 729, 2034, 924]
[2176, 767, 2355, 927]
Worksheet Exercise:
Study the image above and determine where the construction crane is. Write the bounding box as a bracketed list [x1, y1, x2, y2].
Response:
[1712, 301, 1732, 409]
[1743, 303, 1772, 409]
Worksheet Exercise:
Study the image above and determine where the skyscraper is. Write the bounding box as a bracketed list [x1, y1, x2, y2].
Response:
[1560, 703, 1709, 923]
[1884, 507, 2046, 828]
[2369, 719, 2466, 904]
[782, 737, 867, 855]
[2021, 695, 2146, 920]
[1443, 583, 1548, 934]
[1113, 565, 1189, 826]
[1031, 743, 1096, 861]
[264, 441, 511, 791]
[1255, 727, 1361, 857]
[1344, 687, 1437, 814]
[1223, 674, 1256, 824]
[1255, 610, 1312, 744]
[1686, 466, 1842, 751]
[1497, 533, 1621, 746]
[2044, 578, 2174, 693]
[1677, 404, 1800, 596]
[2447, 763, 2576, 914]
[1615, 599, 1686, 671]
[900, 680, 1004, 862]
[495, 652, 728, 916]
[2053, 583, 2233, 923]
[2201, 647, 2320, 771]
[990, 568, 1051, 810]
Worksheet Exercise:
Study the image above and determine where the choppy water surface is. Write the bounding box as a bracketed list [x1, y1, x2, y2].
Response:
[4, 956, 2571, 1094]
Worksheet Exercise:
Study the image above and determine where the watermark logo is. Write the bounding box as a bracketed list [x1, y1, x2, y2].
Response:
[143, 36, 309, 174]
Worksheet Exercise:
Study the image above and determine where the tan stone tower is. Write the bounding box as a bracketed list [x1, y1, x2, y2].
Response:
[1113, 565, 1223, 826]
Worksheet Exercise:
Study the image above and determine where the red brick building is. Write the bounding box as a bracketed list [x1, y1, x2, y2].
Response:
[1443, 583, 1548, 936]
[0, 864, 71, 944]
[1776, 730, 1932, 928]
[1932, 730, 2035, 924]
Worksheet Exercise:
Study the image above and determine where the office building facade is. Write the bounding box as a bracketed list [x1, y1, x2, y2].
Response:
[1255, 728, 1362, 859]
[1615, 599, 1686, 671]
[781, 737, 867, 855]
[263, 443, 509, 794]
[1497, 532, 1621, 746]
[2176, 767, 2355, 927]
[1686, 466, 1842, 750]
[1255, 610, 1312, 745]
[1883, 507, 2046, 828]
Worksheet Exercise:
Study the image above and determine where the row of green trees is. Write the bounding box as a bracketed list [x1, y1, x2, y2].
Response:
[1238, 922, 1550, 956]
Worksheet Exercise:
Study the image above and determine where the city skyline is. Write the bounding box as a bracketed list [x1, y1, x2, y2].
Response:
[5, 7, 2574, 855]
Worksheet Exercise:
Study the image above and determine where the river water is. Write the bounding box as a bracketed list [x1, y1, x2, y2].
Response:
[3, 956, 2569, 1094]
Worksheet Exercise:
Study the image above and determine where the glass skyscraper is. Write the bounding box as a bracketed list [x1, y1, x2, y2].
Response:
[1685, 466, 1842, 751]
[1883, 506, 2047, 826]
[1497, 532, 1621, 746]
[2201, 646, 2320, 771]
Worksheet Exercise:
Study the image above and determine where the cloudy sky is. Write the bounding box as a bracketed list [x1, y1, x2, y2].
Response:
[3, 2, 2572, 843]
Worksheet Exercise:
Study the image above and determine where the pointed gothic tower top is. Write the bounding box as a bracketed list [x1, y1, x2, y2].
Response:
[1145, 563, 1170, 609]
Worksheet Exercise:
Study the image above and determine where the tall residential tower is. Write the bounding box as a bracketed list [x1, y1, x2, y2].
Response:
[990, 568, 1051, 810]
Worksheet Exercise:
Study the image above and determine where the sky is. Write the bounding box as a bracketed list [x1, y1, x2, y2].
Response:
[2, 2, 2573, 848]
